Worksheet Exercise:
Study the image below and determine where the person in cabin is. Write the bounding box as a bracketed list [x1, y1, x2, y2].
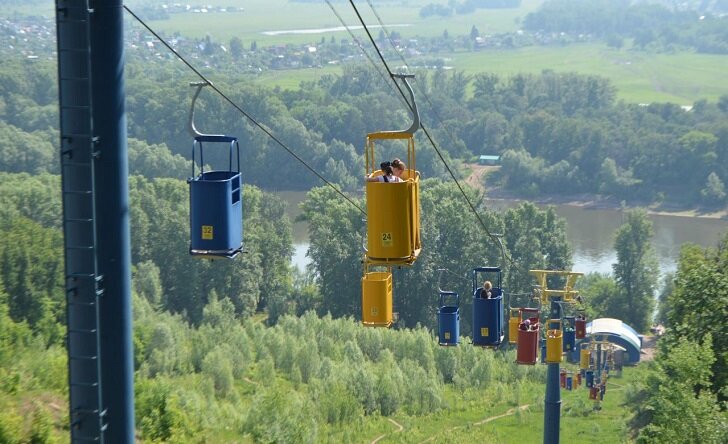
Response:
[482, 280, 493, 298]
[366, 161, 402, 183]
[392, 158, 406, 180]
[520, 318, 531, 331]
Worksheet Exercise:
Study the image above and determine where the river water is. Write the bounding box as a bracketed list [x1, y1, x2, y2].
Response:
[279, 191, 728, 281]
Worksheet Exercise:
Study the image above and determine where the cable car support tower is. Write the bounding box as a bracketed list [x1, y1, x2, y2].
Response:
[55, 1, 134, 442]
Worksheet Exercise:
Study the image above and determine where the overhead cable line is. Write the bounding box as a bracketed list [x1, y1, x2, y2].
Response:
[324, 0, 402, 103]
[363, 2, 537, 278]
[123, 5, 366, 216]
[365, 0, 476, 185]
[347, 0, 519, 272]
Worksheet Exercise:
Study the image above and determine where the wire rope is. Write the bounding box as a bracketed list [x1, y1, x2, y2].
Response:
[323, 0, 403, 104]
[123, 5, 366, 216]
[346, 0, 521, 272]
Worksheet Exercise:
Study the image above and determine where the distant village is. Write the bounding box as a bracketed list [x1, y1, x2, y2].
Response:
[2, 8, 590, 73]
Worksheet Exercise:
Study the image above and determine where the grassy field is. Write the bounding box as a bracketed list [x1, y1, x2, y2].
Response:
[250, 43, 728, 104]
[322, 363, 642, 443]
[444, 44, 728, 104]
[136, 0, 545, 46]
[8, 1, 726, 103]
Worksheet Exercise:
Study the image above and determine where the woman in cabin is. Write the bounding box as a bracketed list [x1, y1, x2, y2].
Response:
[366, 161, 402, 183]
[392, 158, 406, 181]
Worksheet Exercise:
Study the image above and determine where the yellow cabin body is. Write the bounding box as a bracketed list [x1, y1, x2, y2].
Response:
[361, 271, 393, 327]
[546, 328, 564, 363]
[365, 132, 421, 266]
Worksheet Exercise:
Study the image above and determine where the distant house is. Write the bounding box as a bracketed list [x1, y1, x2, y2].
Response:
[478, 155, 500, 166]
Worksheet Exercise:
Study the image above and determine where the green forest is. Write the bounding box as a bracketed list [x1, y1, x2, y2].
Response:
[4, 54, 728, 208]
[2, 0, 728, 442]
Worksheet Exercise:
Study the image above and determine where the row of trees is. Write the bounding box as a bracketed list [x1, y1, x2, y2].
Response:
[4, 57, 728, 208]
[626, 233, 728, 442]
[1, 264, 546, 442]
[524, 0, 728, 54]
[0, 172, 293, 334]
[1, 172, 672, 341]
[294, 182, 573, 332]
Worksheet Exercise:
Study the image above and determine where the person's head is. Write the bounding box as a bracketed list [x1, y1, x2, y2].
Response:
[380, 161, 393, 176]
[483, 280, 492, 291]
[392, 158, 406, 177]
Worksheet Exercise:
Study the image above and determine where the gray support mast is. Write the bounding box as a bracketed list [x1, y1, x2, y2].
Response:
[56, 1, 134, 442]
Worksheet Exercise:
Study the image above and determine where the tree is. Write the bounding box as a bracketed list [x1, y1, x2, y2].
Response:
[718, 95, 728, 113]
[654, 272, 673, 325]
[611, 209, 658, 332]
[229, 36, 243, 59]
[629, 335, 727, 443]
[502, 202, 573, 296]
[0, 215, 64, 343]
[606, 34, 624, 49]
[578, 272, 618, 320]
[666, 236, 728, 399]
[133, 260, 163, 306]
[393, 180, 503, 330]
[298, 186, 365, 319]
[700, 172, 727, 207]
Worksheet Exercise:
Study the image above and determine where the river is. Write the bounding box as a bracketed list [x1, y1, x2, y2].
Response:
[279, 191, 728, 282]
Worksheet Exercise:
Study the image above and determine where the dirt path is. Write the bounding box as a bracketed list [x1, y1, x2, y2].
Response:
[464, 163, 499, 192]
[640, 335, 659, 362]
[370, 418, 404, 444]
[473, 404, 531, 425]
[419, 404, 531, 443]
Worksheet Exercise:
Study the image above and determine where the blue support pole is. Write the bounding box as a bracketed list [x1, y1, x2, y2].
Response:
[544, 298, 562, 444]
[596, 340, 602, 386]
[90, 2, 135, 441]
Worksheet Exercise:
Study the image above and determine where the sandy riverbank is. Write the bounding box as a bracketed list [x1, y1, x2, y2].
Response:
[465, 164, 728, 220]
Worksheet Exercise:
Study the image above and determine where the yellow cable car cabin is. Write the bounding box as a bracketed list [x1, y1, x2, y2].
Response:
[365, 133, 421, 265]
[364, 74, 421, 266]
[361, 264, 394, 327]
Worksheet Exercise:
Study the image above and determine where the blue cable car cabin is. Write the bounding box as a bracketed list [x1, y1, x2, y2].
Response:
[186, 82, 243, 259]
[563, 315, 576, 352]
[189, 135, 243, 258]
[438, 290, 460, 346]
[471, 266, 505, 347]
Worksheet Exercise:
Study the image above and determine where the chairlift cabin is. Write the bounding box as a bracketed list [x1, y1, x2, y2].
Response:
[508, 308, 521, 344]
[580, 343, 591, 370]
[361, 263, 394, 328]
[437, 290, 460, 346]
[575, 312, 587, 339]
[516, 307, 540, 365]
[365, 74, 421, 266]
[471, 267, 504, 347]
[187, 82, 243, 258]
[545, 319, 563, 363]
[563, 315, 576, 352]
[585, 369, 595, 388]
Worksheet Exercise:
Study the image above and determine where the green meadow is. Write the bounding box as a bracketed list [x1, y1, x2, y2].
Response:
[318, 362, 641, 443]
[445, 44, 728, 104]
[250, 43, 728, 104]
[141, 0, 545, 45]
[129, 0, 725, 104]
[8, 1, 726, 104]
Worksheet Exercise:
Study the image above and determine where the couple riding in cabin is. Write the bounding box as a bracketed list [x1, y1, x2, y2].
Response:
[366, 158, 406, 183]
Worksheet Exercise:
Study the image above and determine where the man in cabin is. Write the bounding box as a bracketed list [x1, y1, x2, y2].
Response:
[482, 280, 493, 298]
